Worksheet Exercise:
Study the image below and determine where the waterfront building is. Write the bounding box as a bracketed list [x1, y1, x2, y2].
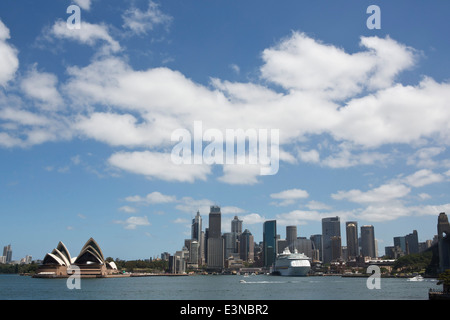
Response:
[3, 244, 12, 263]
[207, 206, 224, 270]
[361, 225, 376, 258]
[239, 229, 254, 262]
[310, 234, 322, 261]
[231, 216, 243, 255]
[346, 221, 359, 259]
[191, 210, 204, 265]
[286, 226, 297, 249]
[263, 220, 277, 268]
[35, 238, 118, 278]
[322, 217, 341, 264]
[405, 230, 419, 254]
[292, 238, 313, 258]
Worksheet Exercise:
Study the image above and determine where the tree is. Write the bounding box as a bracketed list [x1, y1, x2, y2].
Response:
[437, 269, 450, 293]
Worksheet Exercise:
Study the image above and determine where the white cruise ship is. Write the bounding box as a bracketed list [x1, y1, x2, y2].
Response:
[273, 248, 311, 276]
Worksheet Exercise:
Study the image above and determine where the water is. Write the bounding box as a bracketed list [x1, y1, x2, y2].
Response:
[0, 274, 438, 300]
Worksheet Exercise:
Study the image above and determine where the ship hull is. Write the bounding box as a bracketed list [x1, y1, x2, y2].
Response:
[275, 266, 310, 276]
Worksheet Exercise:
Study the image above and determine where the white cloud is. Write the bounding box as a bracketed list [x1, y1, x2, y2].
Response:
[20, 66, 63, 110]
[0, 20, 19, 86]
[73, 0, 93, 11]
[332, 182, 411, 204]
[122, 0, 173, 35]
[218, 164, 261, 185]
[118, 206, 138, 213]
[108, 151, 211, 183]
[260, 32, 415, 100]
[270, 188, 309, 206]
[125, 191, 177, 204]
[49, 20, 121, 53]
[402, 169, 444, 187]
[114, 216, 151, 230]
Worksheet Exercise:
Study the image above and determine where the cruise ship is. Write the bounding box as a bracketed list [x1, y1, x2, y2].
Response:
[272, 248, 311, 276]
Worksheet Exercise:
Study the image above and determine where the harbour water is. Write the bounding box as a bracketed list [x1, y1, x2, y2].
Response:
[0, 274, 438, 300]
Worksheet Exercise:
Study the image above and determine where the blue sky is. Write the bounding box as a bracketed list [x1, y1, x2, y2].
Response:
[0, 0, 449, 261]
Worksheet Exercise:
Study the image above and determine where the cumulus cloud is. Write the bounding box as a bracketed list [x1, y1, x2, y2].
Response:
[0, 20, 19, 86]
[122, 0, 173, 35]
[270, 188, 309, 206]
[49, 20, 121, 54]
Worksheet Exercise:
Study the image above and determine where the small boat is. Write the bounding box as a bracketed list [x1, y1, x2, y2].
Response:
[407, 275, 424, 281]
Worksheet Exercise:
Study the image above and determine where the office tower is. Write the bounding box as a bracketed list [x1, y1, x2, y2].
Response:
[223, 232, 235, 260]
[292, 238, 313, 258]
[331, 236, 342, 261]
[361, 225, 376, 258]
[346, 221, 359, 259]
[3, 244, 12, 263]
[231, 216, 243, 235]
[286, 226, 297, 249]
[207, 206, 224, 270]
[263, 220, 277, 268]
[239, 229, 254, 262]
[322, 217, 341, 264]
[231, 216, 243, 254]
[310, 234, 322, 261]
[191, 210, 202, 241]
[191, 210, 204, 265]
[405, 230, 419, 254]
[394, 236, 406, 254]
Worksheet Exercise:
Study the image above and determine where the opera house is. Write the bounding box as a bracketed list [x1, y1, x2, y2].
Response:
[34, 238, 121, 278]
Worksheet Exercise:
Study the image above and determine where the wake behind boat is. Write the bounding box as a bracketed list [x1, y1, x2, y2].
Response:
[272, 248, 311, 276]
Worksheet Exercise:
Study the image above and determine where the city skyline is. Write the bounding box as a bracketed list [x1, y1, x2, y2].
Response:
[0, 1, 450, 261]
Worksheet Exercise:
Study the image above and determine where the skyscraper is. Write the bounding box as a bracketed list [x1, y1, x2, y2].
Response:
[263, 220, 277, 268]
[239, 229, 254, 262]
[191, 210, 204, 265]
[207, 206, 224, 270]
[361, 225, 376, 258]
[191, 210, 202, 241]
[286, 226, 297, 249]
[346, 221, 359, 259]
[231, 216, 243, 255]
[322, 217, 341, 264]
[231, 216, 243, 235]
[3, 244, 12, 263]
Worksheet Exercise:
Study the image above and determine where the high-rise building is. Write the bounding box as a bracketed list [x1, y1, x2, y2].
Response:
[405, 230, 419, 254]
[346, 221, 359, 259]
[239, 229, 254, 262]
[286, 226, 297, 249]
[310, 234, 322, 261]
[263, 220, 277, 268]
[322, 217, 341, 264]
[3, 244, 12, 263]
[231, 216, 243, 235]
[191, 210, 204, 265]
[191, 210, 202, 241]
[361, 225, 376, 258]
[207, 206, 224, 270]
[231, 216, 243, 255]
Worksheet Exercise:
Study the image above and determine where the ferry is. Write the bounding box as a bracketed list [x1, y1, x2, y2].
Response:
[272, 248, 311, 276]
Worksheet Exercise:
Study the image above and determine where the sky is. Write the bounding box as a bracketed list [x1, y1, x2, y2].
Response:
[0, 0, 449, 261]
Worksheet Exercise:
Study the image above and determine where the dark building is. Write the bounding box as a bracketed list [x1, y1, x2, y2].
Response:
[322, 217, 341, 264]
[263, 220, 277, 268]
[346, 221, 359, 259]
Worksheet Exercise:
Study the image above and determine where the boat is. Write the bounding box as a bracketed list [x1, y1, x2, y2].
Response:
[407, 275, 424, 281]
[273, 248, 311, 276]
